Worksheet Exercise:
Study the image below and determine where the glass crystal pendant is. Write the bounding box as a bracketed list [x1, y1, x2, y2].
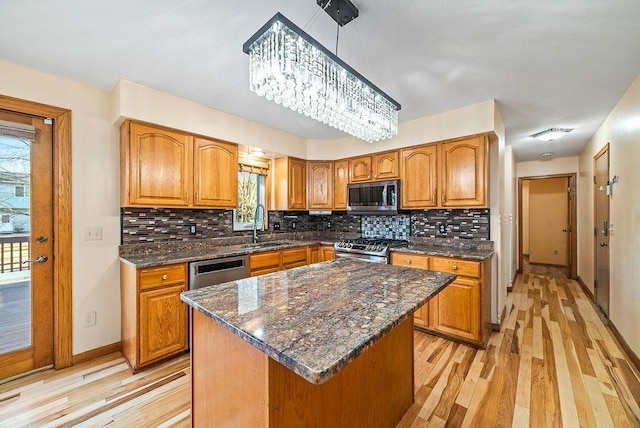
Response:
[243, 13, 401, 143]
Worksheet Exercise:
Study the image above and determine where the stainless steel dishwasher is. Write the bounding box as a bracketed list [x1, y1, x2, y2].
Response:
[189, 255, 250, 290]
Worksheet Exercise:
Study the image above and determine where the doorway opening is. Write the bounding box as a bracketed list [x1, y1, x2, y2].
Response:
[518, 173, 577, 279]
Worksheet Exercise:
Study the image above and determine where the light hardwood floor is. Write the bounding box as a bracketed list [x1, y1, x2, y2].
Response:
[1, 268, 639, 427]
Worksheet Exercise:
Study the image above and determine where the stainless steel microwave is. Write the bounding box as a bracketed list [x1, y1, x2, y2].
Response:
[347, 180, 399, 215]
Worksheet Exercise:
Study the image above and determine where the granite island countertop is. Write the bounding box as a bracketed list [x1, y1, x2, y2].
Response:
[180, 257, 456, 384]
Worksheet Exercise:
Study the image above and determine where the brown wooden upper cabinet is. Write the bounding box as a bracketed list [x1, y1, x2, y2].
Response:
[349, 151, 399, 182]
[400, 135, 488, 209]
[440, 135, 487, 207]
[333, 159, 349, 209]
[193, 137, 238, 208]
[400, 144, 438, 208]
[120, 121, 238, 208]
[307, 161, 333, 210]
[121, 121, 192, 207]
[274, 157, 307, 210]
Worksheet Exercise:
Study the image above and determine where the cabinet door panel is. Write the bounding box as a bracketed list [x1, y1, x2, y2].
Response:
[289, 158, 307, 209]
[193, 138, 238, 208]
[128, 123, 191, 206]
[250, 251, 281, 273]
[440, 136, 486, 207]
[139, 264, 187, 291]
[319, 246, 335, 262]
[429, 277, 480, 342]
[390, 252, 429, 270]
[401, 145, 437, 208]
[349, 156, 372, 182]
[413, 305, 429, 329]
[430, 257, 480, 278]
[333, 160, 349, 209]
[282, 248, 308, 268]
[373, 151, 399, 179]
[308, 161, 333, 209]
[139, 284, 187, 365]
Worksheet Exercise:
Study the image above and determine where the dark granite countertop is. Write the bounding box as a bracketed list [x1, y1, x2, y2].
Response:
[119, 240, 327, 268]
[180, 258, 456, 384]
[390, 244, 493, 261]
[120, 235, 493, 268]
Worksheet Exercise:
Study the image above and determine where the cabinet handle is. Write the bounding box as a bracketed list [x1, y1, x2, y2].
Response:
[162, 274, 168, 280]
[195, 191, 199, 202]
[374, 174, 378, 178]
[452, 265, 458, 271]
[180, 288, 185, 292]
[406, 259, 412, 265]
[184, 192, 188, 202]
[432, 191, 436, 204]
[441, 193, 446, 205]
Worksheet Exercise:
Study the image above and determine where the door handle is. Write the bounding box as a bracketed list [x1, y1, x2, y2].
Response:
[600, 242, 608, 247]
[23, 255, 48, 264]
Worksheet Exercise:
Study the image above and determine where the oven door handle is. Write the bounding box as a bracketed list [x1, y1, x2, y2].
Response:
[382, 187, 387, 208]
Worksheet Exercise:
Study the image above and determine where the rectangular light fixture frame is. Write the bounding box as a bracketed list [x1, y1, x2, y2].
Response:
[242, 13, 401, 110]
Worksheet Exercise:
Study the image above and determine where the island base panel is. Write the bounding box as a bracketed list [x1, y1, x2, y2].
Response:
[191, 310, 414, 427]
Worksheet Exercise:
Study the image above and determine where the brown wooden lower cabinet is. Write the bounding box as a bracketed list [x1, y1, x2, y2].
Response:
[249, 246, 310, 276]
[390, 252, 491, 348]
[319, 245, 335, 261]
[120, 262, 188, 372]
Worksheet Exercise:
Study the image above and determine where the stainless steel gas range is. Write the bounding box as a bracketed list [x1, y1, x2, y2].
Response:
[333, 238, 409, 264]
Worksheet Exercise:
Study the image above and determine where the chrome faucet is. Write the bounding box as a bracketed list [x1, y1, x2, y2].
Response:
[253, 204, 265, 244]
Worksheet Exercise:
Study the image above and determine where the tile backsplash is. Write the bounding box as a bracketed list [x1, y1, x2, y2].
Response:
[121, 208, 490, 244]
[361, 215, 410, 240]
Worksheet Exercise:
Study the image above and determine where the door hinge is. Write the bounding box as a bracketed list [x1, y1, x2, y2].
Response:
[594, 227, 598, 236]
[44, 118, 53, 125]
[594, 280, 597, 289]
[593, 176, 596, 184]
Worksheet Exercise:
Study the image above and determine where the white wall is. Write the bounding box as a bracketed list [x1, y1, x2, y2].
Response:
[578, 74, 640, 358]
[0, 61, 121, 355]
[517, 156, 579, 178]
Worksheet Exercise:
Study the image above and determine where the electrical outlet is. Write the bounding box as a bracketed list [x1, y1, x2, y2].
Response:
[327, 222, 331, 229]
[84, 226, 102, 241]
[553, 249, 558, 255]
[273, 222, 280, 230]
[438, 224, 446, 234]
[84, 311, 96, 327]
[292, 221, 296, 230]
[189, 224, 196, 235]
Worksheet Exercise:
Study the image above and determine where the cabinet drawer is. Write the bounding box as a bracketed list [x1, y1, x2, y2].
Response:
[430, 257, 480, 278]
[282, 247, 308, 267]
[250, 251, 282, 271]
[139, 264, 187, 291]
[390, 253, 429, 270]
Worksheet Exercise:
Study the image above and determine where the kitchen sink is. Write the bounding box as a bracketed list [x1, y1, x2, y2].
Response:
[242, 241, 292, 249]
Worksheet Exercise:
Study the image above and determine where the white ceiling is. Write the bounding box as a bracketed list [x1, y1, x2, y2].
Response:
[1, 0, 639, 161]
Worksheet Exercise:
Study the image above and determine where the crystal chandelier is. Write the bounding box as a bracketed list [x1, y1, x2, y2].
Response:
[243, 11, 401, 143]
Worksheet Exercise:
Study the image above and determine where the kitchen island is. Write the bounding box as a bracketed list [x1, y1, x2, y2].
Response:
[181, 258, 456, 427]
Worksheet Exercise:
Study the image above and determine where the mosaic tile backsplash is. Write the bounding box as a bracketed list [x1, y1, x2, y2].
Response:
[361, 215, 410, 240]
[412, 209, 490, 240]
[121, 208, 490, 244]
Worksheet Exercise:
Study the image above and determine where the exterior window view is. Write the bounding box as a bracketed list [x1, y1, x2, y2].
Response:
[234, 170, 266, 231]
[0, 135, 31, 354]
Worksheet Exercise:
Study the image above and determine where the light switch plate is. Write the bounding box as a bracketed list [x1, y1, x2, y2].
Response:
[84, 226, 102, 241]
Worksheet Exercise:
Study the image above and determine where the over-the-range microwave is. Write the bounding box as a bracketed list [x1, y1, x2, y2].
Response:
[347, 180, 399, 215]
